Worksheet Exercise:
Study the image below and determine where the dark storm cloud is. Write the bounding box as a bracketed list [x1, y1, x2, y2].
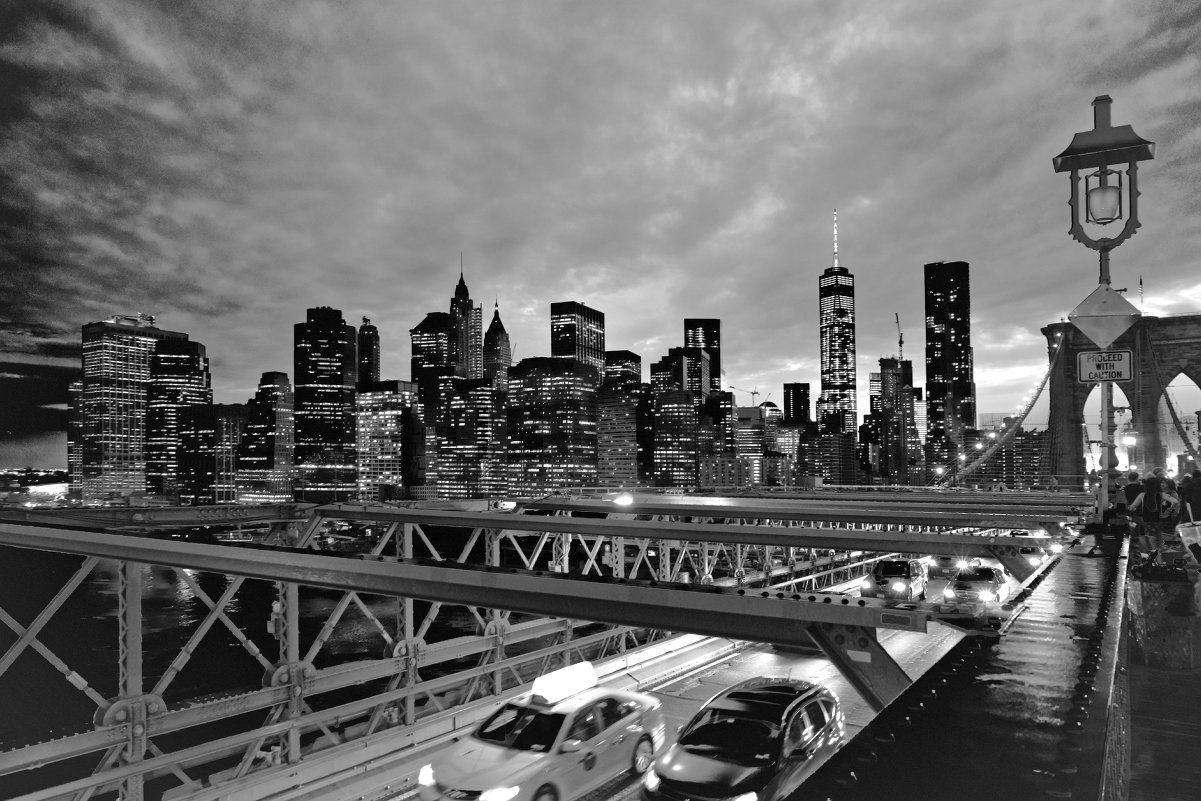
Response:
[1, 0, 1199, 468]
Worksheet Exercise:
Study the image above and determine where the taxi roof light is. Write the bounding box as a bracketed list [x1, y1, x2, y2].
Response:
[530, 661, 598, 706]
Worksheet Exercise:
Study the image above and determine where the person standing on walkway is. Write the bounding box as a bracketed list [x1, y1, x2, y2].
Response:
[1130, 474, 1179, 558]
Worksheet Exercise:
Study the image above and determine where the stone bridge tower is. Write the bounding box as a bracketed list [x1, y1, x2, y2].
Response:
[1043, 313, 1201, 488]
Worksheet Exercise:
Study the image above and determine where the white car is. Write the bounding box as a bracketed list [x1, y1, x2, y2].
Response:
[418, 662, 667, 801]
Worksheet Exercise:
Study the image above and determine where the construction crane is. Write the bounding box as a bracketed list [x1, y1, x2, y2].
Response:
[728, 385, 760, 404]
[895, 313, 904, 360]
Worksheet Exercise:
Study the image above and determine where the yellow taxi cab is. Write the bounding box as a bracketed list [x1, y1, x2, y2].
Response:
[417, 661, 667, 801]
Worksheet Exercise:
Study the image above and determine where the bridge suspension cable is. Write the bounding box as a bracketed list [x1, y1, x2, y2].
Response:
[942, 340, 1065, 487]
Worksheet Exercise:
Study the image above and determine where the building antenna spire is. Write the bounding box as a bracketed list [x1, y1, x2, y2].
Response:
[460, 252, 464, 279]
[832, 209, 840, 270]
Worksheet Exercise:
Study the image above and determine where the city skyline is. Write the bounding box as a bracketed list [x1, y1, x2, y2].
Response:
[2, 2, 1200, 468]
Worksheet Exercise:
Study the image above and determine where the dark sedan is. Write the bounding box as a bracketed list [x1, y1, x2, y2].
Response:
[641, 677, 846, 801]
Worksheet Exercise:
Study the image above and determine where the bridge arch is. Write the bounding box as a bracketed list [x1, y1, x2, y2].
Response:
[1043, 313, 1201, 487]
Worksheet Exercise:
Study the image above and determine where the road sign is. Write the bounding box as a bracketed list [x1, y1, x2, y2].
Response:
[1078, 350, 1132, 382]
[1068, 285, 1140, 348]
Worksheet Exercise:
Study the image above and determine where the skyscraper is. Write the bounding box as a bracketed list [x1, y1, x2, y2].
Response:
[652, 391, 698, 486]
[550, 301, 604, 376]
[410, 311, 455, 425]
[358, 317, 380, 386]
[451, 270, 483, 380]
[604, 350, 641, 383]
[76, 314, 189, 501]
[506, 357, 598, 492]
[597, 374, 642, 488]
[437, 377, 506, 498]
[877, 356, 919, 485]
[483, 301, 512, 391]
[683, 319, 721, 390]
[817, 210, 857, 436]
[924, 261, 976, 461]
[650, 347, 711, 402]
[145, 339, 212, 498]
[356, 380, 422, 501]
[178, 403, 247, 505]
[294, 307, 357, 501]
[236, 372, 294, 503]
[783, 383, 811, 425]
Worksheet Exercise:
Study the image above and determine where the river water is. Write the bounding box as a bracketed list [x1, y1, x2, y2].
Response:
[0, 541, 479, 797]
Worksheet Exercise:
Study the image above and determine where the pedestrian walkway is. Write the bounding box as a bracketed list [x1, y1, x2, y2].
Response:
[1126, 561, 1201, 801]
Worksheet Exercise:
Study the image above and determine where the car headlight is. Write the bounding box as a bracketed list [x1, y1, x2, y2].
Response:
[943, 586, 956, 600]
[417, 764, 435, 787]
[1027, 556, 1041, 566]
[480, 788, 521, 801]
[1050, 542, 1064, 554]
[860, 578, 872, 590]
[643, 768, 661, 791]
[732, 793, 758, 801]
[955, 559, 969, 570]
[978, 590, 996, 602]
[891, 581, 907, 593]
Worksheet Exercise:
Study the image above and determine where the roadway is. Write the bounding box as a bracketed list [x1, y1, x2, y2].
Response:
[360, 625, 965, 801]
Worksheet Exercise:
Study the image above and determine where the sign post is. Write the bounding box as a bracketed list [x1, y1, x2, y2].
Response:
[1069, 287, 1141, 519]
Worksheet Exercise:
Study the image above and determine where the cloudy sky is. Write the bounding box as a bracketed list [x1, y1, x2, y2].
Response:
[1, 1, 1199, 469]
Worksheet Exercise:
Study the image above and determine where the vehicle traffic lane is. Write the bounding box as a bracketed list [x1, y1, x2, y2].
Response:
[583, 624, 964, 801]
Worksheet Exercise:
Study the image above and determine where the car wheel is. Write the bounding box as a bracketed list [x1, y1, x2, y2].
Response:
[631, 736, 654, 775]
[533, 786, 557, 801]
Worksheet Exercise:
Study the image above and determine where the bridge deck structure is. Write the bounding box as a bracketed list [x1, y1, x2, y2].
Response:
[0, 491, 1105, 801]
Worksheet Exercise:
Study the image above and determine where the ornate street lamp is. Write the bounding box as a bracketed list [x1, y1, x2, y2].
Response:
[1053, 94, 1155, 285]
[1054, 95, 1154, 516]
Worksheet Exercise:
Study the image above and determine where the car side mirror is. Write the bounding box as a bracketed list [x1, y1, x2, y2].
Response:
[560, 739, 583, 754]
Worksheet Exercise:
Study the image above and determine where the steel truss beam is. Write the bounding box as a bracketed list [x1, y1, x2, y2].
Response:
[305, 505, 1057, 578]
[522, 497, 1078, 529]
[0, 503, 316, 531]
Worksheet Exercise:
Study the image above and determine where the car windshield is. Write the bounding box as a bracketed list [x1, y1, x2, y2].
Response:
[678, 709, 781, 766]
[475, 703, 566, 752]
[956, 567, 996, 582]
[874, 562, 909, 577]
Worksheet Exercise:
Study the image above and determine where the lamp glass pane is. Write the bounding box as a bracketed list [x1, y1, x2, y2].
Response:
[1087, 185, 1121, 224]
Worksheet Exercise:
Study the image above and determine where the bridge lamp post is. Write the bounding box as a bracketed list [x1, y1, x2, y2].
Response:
[1054, 95, 1154, 517]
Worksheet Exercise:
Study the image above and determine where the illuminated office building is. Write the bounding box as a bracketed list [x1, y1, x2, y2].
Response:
[506, 357, 598, 492]
[451, 271, 483, 380]
[411, 311, 455, 425]
[146, 339, 212, 499]
[924, 261, 976, 461]
[604, 350, 641, 383]
[67, 380, 82, 489]
[783, 383, 811, 424]
[294, 307, 358, 502]
[483, 301, 512, 391]
[597, 372, 643, 488]
[876, 357, 920, 485]
[683, 319, 722, 390]
[436, 377, 506, 498]
[356, 380, 422, 500]
[817, 210, 858, 436]
[178, 403, 247, 505]
[236, 372, 294, 503]
[650, 348, 711, 402]
[652, 390, 699, 487]
[551, 301, 604, 376]
[76, 314, 189, 501]
[358, 317, 380, 385]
